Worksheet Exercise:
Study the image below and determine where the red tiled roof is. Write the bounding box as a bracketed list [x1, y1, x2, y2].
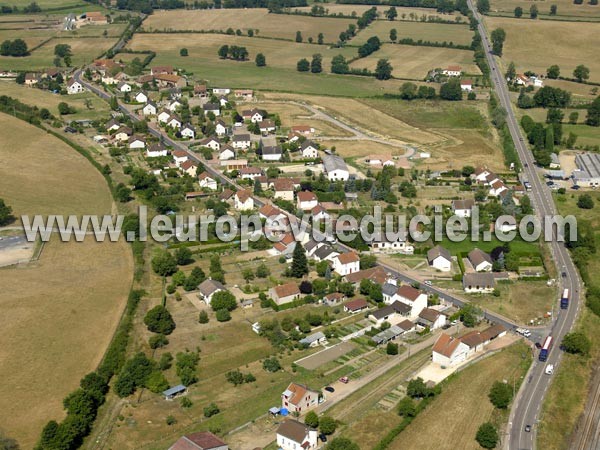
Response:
[344, 298, 368, 311]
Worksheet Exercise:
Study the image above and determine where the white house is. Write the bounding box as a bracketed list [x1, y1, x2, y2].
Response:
[417, 307, 447, 330]
[142, 101, 157, 116]
[198, 172, 218, 190]
[262, 145, 283, 161]
[427, 245, 452, 272]
[269, 282, 301, 306]
[442, 65, 462, 77]
[128, 135, 146, 149]
[463, 272, 495, 294]
[281, 383, 319, 414]
[212, 87, 230, 95]
[181, 160, 198, 177]
[117, 81, 132, 93]
[239, 167, 263, 180]
[276, 419, 317, 450]
[243, 108, 264, 123]
[181, 124, 195, 139]
[258, 119, 276, 133]
[323, 154, 349, 181]
[452, 199, 475, 218]
[311, 204, 330, 222]
[232, 133, 251, 150]
[106, 118, 120, 132]
[301, 141, 319, 159]
[394, 285, 427, 318]
[146, 143, 168, 158]
[432, 333, 470, 366]
[167, 115, 182, 129]
[468, 248, 493, 272]
[296, 191, 318, 211]
[460, 79, 473, 91]
[199, 137, 220, 151]
[332, 252, 360, 276]
[157, 109, 171, 124]
[172, 150, 189, 167]
[197, 279, 226, 305]
[272, 179, 295, 201]
[367, 154, 395, 167]
[203, 103, 220, 116]
[234, 189, 254, 211]
[113, 126, 132, 142]
[66, 78, 84, 95]
[215, 119, 228, 137]
[299, 331, 327, 348]
[369, 235, 414, 254]
[134, 91, 148, 104]
[218, 146, 235, 160]
[168, 99, 182, 112]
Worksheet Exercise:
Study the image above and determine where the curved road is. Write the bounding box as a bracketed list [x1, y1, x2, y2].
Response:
[465, 3, 583, 449]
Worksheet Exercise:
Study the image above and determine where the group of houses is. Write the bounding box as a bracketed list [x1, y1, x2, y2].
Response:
[440, 65, 474, 92]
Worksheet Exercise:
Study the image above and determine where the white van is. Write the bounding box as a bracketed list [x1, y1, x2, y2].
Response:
[545, 364, 554, 375]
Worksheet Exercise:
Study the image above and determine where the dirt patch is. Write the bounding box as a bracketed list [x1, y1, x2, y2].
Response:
[296, 341, 357, 370]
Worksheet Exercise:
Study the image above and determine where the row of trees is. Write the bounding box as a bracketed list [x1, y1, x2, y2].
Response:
[217, 44, 249, 61]
[0, 38, 28, 57]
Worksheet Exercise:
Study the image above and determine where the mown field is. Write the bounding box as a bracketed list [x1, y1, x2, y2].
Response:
[353, 20, 474, 46]
[387, 342, 531, 450]
[563, 124, 600, 147]
[7, 0, 108, 12]
[293, 4, 468, 20]
[485, 16, 600, 82]
[0, 113, 133, 449]
[124, 33, 411, 96]
[142, 8, 356, 43]
[489, 0, 600, 19]
[349, 43, 481, 79]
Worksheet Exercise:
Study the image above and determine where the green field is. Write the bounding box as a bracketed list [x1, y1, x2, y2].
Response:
[489, 0, 600, 19]
[350, 43, 480, 79]
[353, 20, 473, 46]
[124, 33, 414, 96]
[563, 124, 600, 147]
[5, 0, 108, 13]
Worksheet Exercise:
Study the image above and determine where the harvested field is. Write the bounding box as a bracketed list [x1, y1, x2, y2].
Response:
[349, 44, 481, 79]
[142, 8, 356, 43]
[294, 4, 468, 20]
[485, 16, 600, 82]
[490, 0, 600, 19]
[353, 20, 473, 46]
[0, 113, 132, 448]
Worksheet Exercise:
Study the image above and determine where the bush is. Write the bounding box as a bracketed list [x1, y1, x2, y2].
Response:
[577, 194, 594, 210]
[149, 334, 169, 349]
[263, 356, 282, 372]
[144, 305, 176, 335]
[180, 397, 193, 408]
[488, 380, 512, 409]
[198, 310, 209, 324]
[204, 402, 220, 417]
[319, 416, 337, 435]
[211, 290, 237, 311]
[386, 342, 399, 355]
[397, 396, 416, 417]
[166, 415, 177, 425]
[562, 331, 591, 355]
[475, 422, 498, 449]
[305, 411, 319, 428]
[215, 308, 231, 322]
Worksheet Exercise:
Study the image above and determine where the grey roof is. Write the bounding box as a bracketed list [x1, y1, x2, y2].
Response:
[304, 238, 320, 253]
[452, 199, 475, 210]
[382, 282, 398, 297]
[203, 103, 219, 110]
[370, 301, 410, 320]
[233, 133, 250, 141]
[372, 325, 404, 344]
[314, 245, 336, 260]
[427, 245, 451, 263]
[575, 153, 600, 180]
[301, 140, 317, 150]
[550, 153, 560, 164]
[163, 384, 186, 396]
[323, 154, 348, 173]
[468, 248, 492, 267]
[262, 145, 282, 155]
[299, 331, 325, 345]
[198, 279, 226, 296]
[462, 272, 495, 288]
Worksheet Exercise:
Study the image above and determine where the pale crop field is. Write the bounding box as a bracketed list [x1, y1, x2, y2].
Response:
[353, 20, 474, 46]
[485, 16, 600, 82]
[0, 113, 133, 449]
[142, 8, 356, 43]
[293, 4, 469, 20]
[490, 0, 600, 18]
[349, 44, 481, 79]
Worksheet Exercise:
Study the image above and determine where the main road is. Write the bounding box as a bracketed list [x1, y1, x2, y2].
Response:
[465, 2, 583, 449]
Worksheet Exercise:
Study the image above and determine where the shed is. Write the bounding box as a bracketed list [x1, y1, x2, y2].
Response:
[163, 384, 187, 400]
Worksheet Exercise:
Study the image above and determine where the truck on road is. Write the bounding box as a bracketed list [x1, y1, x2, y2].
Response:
[561, 288, 569, 309]
[539, 336, 553, 362]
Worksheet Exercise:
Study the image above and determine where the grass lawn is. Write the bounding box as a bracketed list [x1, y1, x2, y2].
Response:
[125, 33, 415, 97]
[0, 80, 111, 120]
[8, 0, 108, 11]
[484, 16, 600, 83]
[0, 113, 132, 449]
[142, 8, 356, 43]
[353, 20, 474, 46]
[489, 0, 600, 19]
[349, 43, 481, 79]
[438, 235, 542, 256]
[387, 341, 532, 450]
[563, 123, 600, 147]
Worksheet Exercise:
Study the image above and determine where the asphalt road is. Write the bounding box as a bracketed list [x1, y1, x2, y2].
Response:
[464, 3, 583, 449]
[0, 235, 27, 250]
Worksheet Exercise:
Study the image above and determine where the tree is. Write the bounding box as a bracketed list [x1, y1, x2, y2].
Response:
[573, 65, 590, 82]
[389, 28, 397, 42]
[58, 102, 74, 115]
[174, 247, 193, 265]
[256, 263, 270, 278]
[477, 0, 490, 13]
[577, 194, 594, 209]
[149, 334, 169, 349]
[400, 82, 418, 100]
[291, 242, 308, 277]
[255, 52, 266, 67]
[587, 96, 600, 126]
[211, 290, 237, 311]
[295, 31, 303, 43]
[263, 356, 281, 372]
[109, 95, 119, 111]
[204, 403, 220, 417]
[226, 369, 245, 386]
[54, 43, 72, 58]
[144, 305, 176, 335]
[529, 4, 538, 18]
[440, 78, 463, 100]
[297, 58, 310, 72]
[476, 422, 499, 449]
[319, 416, 337, 435]
[386, 342, 399, 355]
[514, 6, 523, 17]
[318, 33, 324, 44]
[547, 64, 560, 79]
[218, 45, 229, 59]
[331, 54, 349, 74]
[215, 308, 231, 322]
[325, 438, 360, 450]
[505, 61, 516, 80]
[198, 310, 209, 324]
[385, 6, 397, 20]
[151, 251, 177, 276]
[180, 48, 188, 56]
[490, 28, 506, 56]
[550, 4, 557, 15]
[562, 331, 591, 355]
[407, 377, 430, 398]
[0, 198, 14, 226]
[397, 396, 417, 417]
[375, 58, 393, 80]
[569, 111, 579, 124]
[305, 411, 319, 428]
[488, 381, 512, 409]
[310, 54, 323, 73]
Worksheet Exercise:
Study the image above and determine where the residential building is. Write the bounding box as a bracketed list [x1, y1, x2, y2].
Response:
[203, 103, 220, 116]
[269, 282, 301, 306]
[273, 178, 295, 201]
[427, 245, 452, 272]
[117, 81, 132, 93]
[198, 172, 218, 190]
[417, 308, 447, 330]
[432, 333, 469, 366]
[232, 133, 251, 150]
[242, 108, 265, 123]
[194, 84, 208, 98]
[442, 65, 462, 77]
[344, 298, 369, 313]
[66, 78, 84, 94]
[155, 73, 186, 89]
[281, 383, 319, 414]
[323, 292, 345, 306]
[220, 159, 248, 170]
[332, 252, 360, 276]
[300, 141, 319, 159]
[239, 167, 263, 180]
[296, 191, 318, 211]
[299, 331, 327, 348]
[276, 420, 318, 450]
[181, 124, 196, 139]
[215, 119, 228, 137]
[394, 285, 428, 318]
[291, 125, 314, 135]
[134, 91, 148, 104]
[311, 204, 330, 222]
[106, 118, 120, 132]
[366, 154, 394, 167]
[169, 432, 228, 450]
[258, 119, 276, 133]
[167, 115, 182, 130]
[212, 87, 230, 95]
[172, 149, 189, 167]
[142, 100, 157, 116]
[181, 160, 198, 177]
[369, 301, 411, 326]
[369, 234, 414, 254]
[234, 89, 253, 100]
[468, 248, 493, 272]
[452, 199, 475, 218]
[234, 189, 254, 210]
[113, 126, 132, 142]
[463, 272, 495, 293]
[157, 109, 171, 124]
[262, 145, 283, 161]
[323, 154, 349, 181]
[200, 137, 220, 151]
[460, 79, 473, 91]
[218, 145, 235, 160]
[197, 279, 226, 305]
[344, 266, 387, 285]
[128, 135, 146, 149]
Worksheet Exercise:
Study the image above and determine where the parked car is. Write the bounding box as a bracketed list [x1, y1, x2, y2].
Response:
[324, 386, 335, 393]
[525, 425, 532, 432]
[339, 376, 349, 384]
[572, 185, 581, 190]
[535, 342, 542, 349]
[319, 434, 328, 442]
